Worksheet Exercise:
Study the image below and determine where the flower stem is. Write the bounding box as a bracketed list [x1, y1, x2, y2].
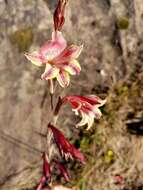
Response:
[54, 96, 63, 116]
[50, 93, 54, 110]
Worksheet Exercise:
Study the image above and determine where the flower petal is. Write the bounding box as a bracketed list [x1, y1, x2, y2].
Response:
[57, 70, 70, 88]
[53, 45, 83, 63]
[93, 106, 102, 119]
[76, 111, 89, 127]
[63, 60, 81, 75]
[40, 31, 67, 60]
[41, 64, 59, 80]
[25, 52, 45, 66]
[87, 113, 95, 130]
[62, 45, 83, 59]
[84, 95, 106, 106]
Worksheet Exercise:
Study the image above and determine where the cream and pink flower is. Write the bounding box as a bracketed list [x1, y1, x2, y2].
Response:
[25, 31, 82, 91]
[62, 95, 106, 130]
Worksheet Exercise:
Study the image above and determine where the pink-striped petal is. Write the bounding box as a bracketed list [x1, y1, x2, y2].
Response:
[53, 45, 83, 63]
[41, 64, 59, 80]
[84, 95, 106, 106]
[65, 95, 106, 107]
[25, 52, 45, 66]
[40, 31, 67, 60]
[57, 70, 70, 88]
[63, 60, 81, 75]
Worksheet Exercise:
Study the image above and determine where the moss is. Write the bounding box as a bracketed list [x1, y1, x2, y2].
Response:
[80, 137, 91, 150]
[79, 132, 94, 151]
[115, 85, 129, 96]
[94, 133, 102, 145]
[117, 17, 129, 30]
[10, 27, 33, 52]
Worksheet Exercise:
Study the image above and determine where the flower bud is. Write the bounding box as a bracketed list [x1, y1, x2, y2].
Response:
[54, 0, 68, 31]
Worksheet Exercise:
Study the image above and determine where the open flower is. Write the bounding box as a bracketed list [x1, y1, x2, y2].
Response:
[62, 95, 106, 130]
[25, 31, 82, 91]
[48, 124, 85, 164]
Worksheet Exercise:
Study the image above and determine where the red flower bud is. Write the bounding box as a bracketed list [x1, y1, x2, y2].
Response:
[36, 153, 51, 190]
[54, 0, 67, 31]
[48, 124, 85, 164]
[36, 175, 46, 190]
[42, 153, 51, 181]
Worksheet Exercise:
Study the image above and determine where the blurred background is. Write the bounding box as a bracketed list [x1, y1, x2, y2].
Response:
[0, 0, 143, 189]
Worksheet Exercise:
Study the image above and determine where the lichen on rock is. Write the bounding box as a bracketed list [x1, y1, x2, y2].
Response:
[10, 27, 33, 52]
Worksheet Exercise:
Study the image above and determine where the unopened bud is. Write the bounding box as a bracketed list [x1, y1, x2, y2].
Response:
[54, 0, 68, 31]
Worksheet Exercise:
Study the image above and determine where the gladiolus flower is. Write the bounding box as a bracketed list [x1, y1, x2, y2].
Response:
[62, 95, 106, 130]
[25, 31, 82, 91]
[48, 124, 85, 164]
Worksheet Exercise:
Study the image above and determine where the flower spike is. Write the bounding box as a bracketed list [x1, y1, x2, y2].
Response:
[25, 0, 107, 188]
